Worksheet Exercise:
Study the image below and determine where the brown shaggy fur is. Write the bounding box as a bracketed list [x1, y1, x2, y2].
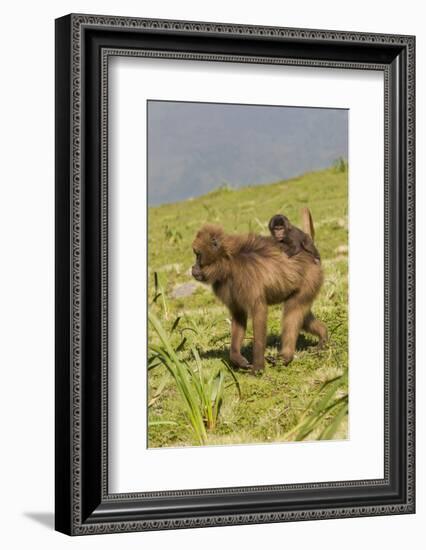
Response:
[192, 223, 327, 372]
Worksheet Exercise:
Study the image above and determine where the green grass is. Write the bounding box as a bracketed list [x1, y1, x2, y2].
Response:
[148, 166, 348, 448]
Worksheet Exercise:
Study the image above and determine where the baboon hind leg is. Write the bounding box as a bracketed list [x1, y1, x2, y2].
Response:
[251, 302, 268, 373]
[303, 311, 328, 348]
[280, 295, 311, 366]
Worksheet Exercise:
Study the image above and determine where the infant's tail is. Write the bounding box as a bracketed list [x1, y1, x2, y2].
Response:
[301, 207, 315, 241]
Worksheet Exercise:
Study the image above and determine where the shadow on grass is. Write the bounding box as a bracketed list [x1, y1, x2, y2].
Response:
[199, 332, 318, 364]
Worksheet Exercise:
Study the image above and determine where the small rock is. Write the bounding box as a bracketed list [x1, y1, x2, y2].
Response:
[335, 244, 348, 255]
[171, 282, 198, 298]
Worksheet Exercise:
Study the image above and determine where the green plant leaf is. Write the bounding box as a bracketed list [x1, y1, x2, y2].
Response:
[319, 401, 348, 440]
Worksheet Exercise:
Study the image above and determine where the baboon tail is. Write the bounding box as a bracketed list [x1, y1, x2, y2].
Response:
[301, 207, 315, 241]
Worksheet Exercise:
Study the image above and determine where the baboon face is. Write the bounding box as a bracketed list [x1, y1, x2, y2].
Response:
[269, 214, 290, 242]
[191, 249, 206, 282]
[272, 224, 286, 242]
[191, 225, 224, 283]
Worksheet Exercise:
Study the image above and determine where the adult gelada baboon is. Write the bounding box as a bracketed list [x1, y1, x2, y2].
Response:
[191, 209, 327, 373]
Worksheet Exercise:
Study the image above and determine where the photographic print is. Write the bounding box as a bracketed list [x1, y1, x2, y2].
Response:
[56, 15, 415, 534]
[147, 100, 349, 448]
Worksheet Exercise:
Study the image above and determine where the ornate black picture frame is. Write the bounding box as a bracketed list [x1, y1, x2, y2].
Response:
[55, 14, 415, 536]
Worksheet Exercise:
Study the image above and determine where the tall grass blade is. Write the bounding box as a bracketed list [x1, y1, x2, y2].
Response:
[221, 359, 242, 399]
[319, 400, 348, 440]
[148, 311, 207, 444]
[171, 316, 181, 332]
[285, 370, 348, 441]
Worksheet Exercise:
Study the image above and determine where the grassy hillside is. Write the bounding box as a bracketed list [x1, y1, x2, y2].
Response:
[147, 165, 348, 448]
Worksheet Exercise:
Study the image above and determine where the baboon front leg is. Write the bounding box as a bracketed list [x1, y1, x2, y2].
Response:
[251, 302, 268, 373]
[281, 296, 311, 366]
[303, 312, 328, 348]
[229, 310, 250, 370]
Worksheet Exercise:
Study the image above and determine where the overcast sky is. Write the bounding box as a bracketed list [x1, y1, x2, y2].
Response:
[147, 101, 348, 206]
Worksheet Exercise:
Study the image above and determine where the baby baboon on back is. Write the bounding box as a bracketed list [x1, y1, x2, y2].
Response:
[268, 214, 320, 264]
